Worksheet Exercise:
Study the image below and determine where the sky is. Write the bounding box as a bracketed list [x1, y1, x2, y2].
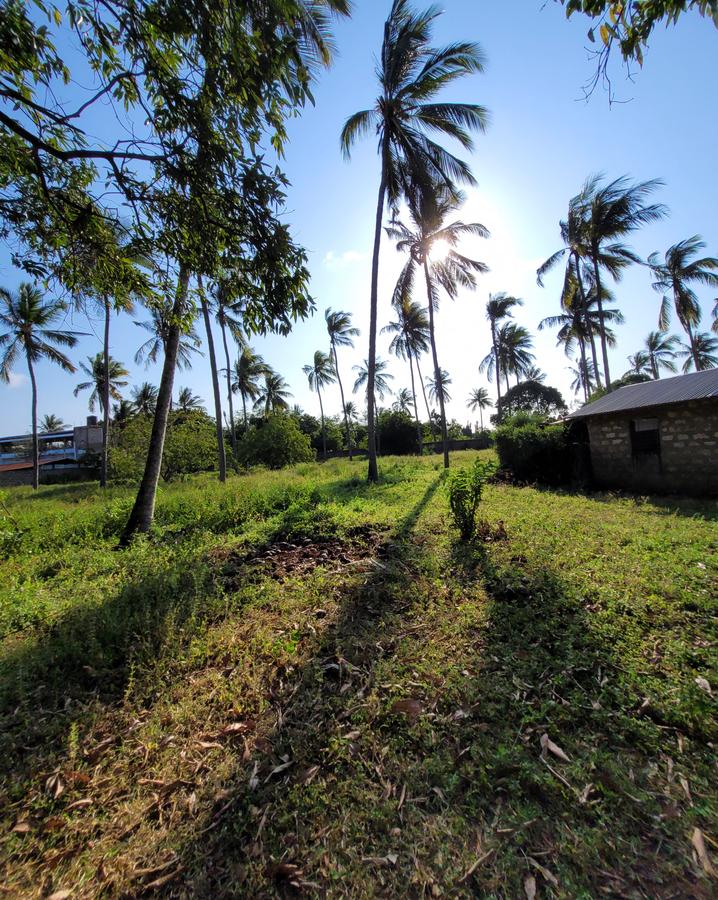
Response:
[2, 1, 718, 435]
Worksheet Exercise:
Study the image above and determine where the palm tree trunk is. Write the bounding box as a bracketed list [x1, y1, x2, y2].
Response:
[577, 336, 589, 402]
[491, 321, 502, 417]
[374, 396, 381, 457]
[650, 353, 659, 380]
[505, 371, 510, 394]
[100, 296, 111, 488]
[415, 357, 436, 443]
[219, 316, 237, 462]
[199, 277, 227, 483]
[423, 259, 449, 469]
[242, 393, 248, 431]
[318, 385, 327, 459]
[366, 167, 387, 482]
[407, 348, 423, 454]
[683, 310, 701, 372]
[592, 254, 612, 389]
[120, 265, 190, 544]
[25, 347, 39, 490]
[332, 342, 352, 460]
[479, 406, 484, 430]
[574, 256, 600, 389]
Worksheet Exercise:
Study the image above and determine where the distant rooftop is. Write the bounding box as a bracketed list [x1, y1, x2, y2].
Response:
[568, 369, 718, 419]
[0, 430, 74, 443]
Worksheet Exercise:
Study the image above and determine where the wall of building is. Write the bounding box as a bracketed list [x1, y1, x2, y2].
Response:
[587, 399, 718, 496]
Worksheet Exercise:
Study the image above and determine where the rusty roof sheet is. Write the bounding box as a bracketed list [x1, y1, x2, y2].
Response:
[568, 369, 718, 419]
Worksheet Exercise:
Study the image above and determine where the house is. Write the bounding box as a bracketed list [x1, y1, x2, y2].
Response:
[568, 369, 718, 497]
[0, 416, 103, 486]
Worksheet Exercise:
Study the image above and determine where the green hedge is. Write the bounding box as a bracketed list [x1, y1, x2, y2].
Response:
[494, 415, 571, 486]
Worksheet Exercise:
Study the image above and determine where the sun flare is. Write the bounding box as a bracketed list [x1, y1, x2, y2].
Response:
[428, 238, 450, 262]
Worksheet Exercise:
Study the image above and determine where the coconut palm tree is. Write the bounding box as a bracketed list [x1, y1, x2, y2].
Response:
[393, 388, 414, 414]
[255, 370, 292, 416]
[177, 386, 205, 412]
[580, 173, 667, 388]
[131, 382, 159, 416]
[213, 281, 245, 459]
[113, 399, 135, 428]
[499, 323, 535, 387]
[677, 332, 718, 372]
[303, 350, 336, 458]
[195, 277, 228, 483]
[74, 354, 129, 414]
[40, 414, 65, 433]
[340, 0, 488, 482]
[326, 308, 359, 459]
[648, 236, 718, 372]
[382, 297, 432, 448]
[353, 357, 394, 455]
[467, 387, 491, 430]
[388, 184, 489, 468]
[426, 368, 452, 405]
[481, 294, 522, 414]
[232, 346, 268, 430]
[0, 284, 80, 489]
[642, 331, 679, 379]
[624, 351, 651, 379]
[134, 300, 202, 371]
[567, 359, 598, 399]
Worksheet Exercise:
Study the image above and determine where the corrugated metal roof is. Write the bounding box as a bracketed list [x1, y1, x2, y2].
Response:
[569, 369, 718, 419]
[0, 430, 74, 443]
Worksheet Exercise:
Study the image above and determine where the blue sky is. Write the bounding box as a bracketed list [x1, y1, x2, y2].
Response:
[2, 2, 717, 434]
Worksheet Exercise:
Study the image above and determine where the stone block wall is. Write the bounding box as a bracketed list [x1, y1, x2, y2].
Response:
[586, 398, 718, 496]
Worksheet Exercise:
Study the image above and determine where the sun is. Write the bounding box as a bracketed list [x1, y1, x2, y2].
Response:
[428, 238, 450, 262]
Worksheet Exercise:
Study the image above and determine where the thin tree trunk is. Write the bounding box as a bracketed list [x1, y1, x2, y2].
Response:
[120, 265, 190, 544]
[578, 336, 589, 402]
[415, 358, 436, 443]
[423, 259, 449, 469]
[332, 342, 352, 460]
[684, 314, 700, 371]
[505, 371, 510, 394]
[199, 276, 226, 483]
[242, 393, 248, 431]
[100, 296, 111, 488]
[574, 256, 600, 389]
[219, 314, 237, 461]
[366, 166, 387, 482]
[26, 348, 39, 490]
[318, 385, 327, 459]
[592, 254, 612, 389]
[407, 348, 423, 454]
[651, 354, 659, 380]
[479, 406, 484, 430]
[491, 321, 502, 417]
[374, 396, 381, 457]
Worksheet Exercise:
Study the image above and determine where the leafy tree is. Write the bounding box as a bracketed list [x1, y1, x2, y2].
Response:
[499, 382, 568, 421]
[131, 382, 159, 417]
[0, 283, 80, 488]
[376, 410, 419, 456]
[302, 350, 336, 458]
[112, 399, 135, 429]
[326, 308, 359, 459]
[255, 371, 293, 417]
[232, 346, 268, 430]
[74, 354, 129, 413]
[643, 331, 679, 378]
[340, 0, 487, 482]
[388, 184, 488, 468]
[238, 414, 314, 469]
[467, 387, 491, 430]
[567, 359, 599, 398]
[393, 388, 414, 415]
[677, 332, 718, 371]
[649, 236, 718, 372]
[426, 368, 452, 405]
[497, 323, 535, 389]
[177, 387, 205, 413]
[134, 301, 202, 371]
[624, 351, 652, 378]
[39, 414, 65, 433]
[480, 294, 522, 414]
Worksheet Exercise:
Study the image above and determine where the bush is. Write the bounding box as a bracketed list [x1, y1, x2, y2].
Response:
[494, 414, 571, 485]
[447, 458, 496, 540]
[238, 414, 314, 469]
[494, 381, 567, 424]
[377, 410, 418, 456]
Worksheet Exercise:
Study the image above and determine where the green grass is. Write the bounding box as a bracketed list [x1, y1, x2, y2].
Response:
[1, 453, 717, 898]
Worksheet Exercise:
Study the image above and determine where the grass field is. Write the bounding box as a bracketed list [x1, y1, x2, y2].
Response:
[1, 452, 717, 898]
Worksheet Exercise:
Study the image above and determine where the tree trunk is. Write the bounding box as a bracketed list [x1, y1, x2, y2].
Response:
[683, 308, 701, 371]
[415, 357, 436, 443]
[219, 313, 237, 462]
[241, 393, 248, 431]
[578, 336, 589, 402]
[650, 353, 659, 380]
[100, 296, 111, 488]
[199, 276, 227, 483]
[479, 406, 484, 430]
[491, 320, 502, 417]
[26, 347, 39, 490]
[592, 253, 612, 389]
[332, 342, 352, 460]
[120, 265, 190, 544]
[574, 255, 600, 389]
[407, 348, 423, 454]
[366, 166, 387, 482]
[318, 385, 327, 459]
[423, 259, 449, 469]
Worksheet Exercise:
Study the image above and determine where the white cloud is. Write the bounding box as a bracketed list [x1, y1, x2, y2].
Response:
[7, 371, 27, 389]
[323, 249, 367, 270]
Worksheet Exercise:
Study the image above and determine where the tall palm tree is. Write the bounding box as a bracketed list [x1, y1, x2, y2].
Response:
[131, 382, 159, 416]
[214, 281, 245, 459]
[134, 300, 202, 371]
[624, 351, 651, 379]
[382, 297, 432, 448]
[197, 277, 227, 483]
[0, 284, 80, 489]
[393, 387, 414, 414]
[177, 386, 205, 412]
[677, 332, 718, 372]
[498, 323, 535, 387]
[255, 370, 292, 416]
[648, 236, 718, 373]
[643, 331, 679, 379]
[580, 173, 667, 388]
[426, 368, 452, 405]
[481, 293, 522, 414]
[567, 359, 598, 399]
[232, 346, 268, 429]
[40, 414, 65, 433]
[112, 399, 135, 428]
[326, 308, 359, 459]
[388, 184, 489, 467]
[74, 354, 129, 414]
[353, 356, 394, 455]
[303, 350, 336, 458]
[467, 387, 491, 430]
[340, 0, 488, 482]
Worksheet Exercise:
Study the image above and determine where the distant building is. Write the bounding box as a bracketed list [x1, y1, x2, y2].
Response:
[568, 369, 718, 496]
[0, 416, 103, 486]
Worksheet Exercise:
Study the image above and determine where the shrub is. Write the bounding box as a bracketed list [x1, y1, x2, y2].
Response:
[238, 414, 314, 469]
[377, 410, 419, 456]
[494, 414, 571, 485]
[494, 381, 567, 424]
[447, 458, 496, 540]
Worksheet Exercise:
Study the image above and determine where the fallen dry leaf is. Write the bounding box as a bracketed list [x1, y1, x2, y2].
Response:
[45, 773, 65, 800]
[48, 891, 72, 900]
[66, 798, 93, 811]
[540, 733, 570, 762]
[524, 874, 537, 899]
[299, 765, 320, 785]
[390, 698, 423, 721]
[528, 857, 559, 887]
[11, 820, 32, 834]
[691, 827, 716, 877]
